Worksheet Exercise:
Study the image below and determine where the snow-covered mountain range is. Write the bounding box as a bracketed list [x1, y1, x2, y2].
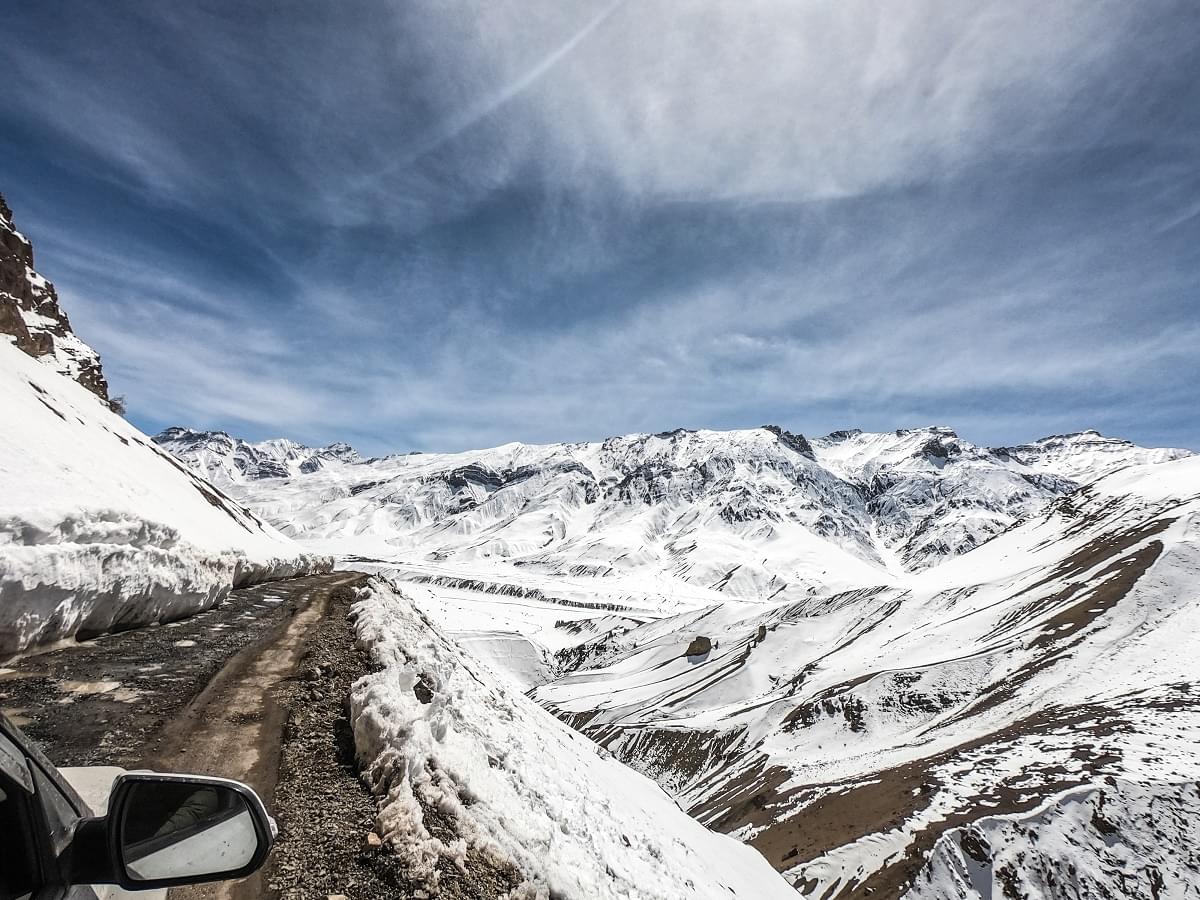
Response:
[155, 423, 1190, 581]
[155, 426, 359, 484]
[157, 423, 1199, 897]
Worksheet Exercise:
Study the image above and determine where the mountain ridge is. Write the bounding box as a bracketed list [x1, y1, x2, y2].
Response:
[155, 423, 1192, 580]
[0, 192, 110, 403]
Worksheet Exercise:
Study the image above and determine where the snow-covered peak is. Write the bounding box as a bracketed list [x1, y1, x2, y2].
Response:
[811, 425, 969, 480]
[996, 429, 1191, 481]
[153, 426, 361, 484]
[808, 425, 1192, 568]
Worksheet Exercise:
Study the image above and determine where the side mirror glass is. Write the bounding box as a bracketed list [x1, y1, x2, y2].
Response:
[108, 774, 273, 888]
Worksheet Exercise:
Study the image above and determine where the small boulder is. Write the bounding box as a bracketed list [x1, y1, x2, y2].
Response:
[685, 636, 712, 657]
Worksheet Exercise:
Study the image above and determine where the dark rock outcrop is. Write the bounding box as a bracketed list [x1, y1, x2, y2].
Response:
[0, 192, 110, 402]
[762, 425, 815, 457]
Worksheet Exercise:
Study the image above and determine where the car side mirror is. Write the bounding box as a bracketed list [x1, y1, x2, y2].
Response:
[69, 773, 275, 890]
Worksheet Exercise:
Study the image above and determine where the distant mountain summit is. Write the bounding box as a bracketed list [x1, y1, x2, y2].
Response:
[0, 192, 109, 402]
[153, 426, 360, 484]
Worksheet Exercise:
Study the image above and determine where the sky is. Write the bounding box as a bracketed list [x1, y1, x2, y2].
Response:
[2, 1, 1198, 455]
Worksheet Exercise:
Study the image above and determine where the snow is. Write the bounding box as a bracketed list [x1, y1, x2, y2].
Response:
[0, 342, 328, 656]
[349, 577, 797, 899]
[522, 456, 1200, 896]
[906, 779, 1200, 899]
[153, 427, 359, 484]
[157, 420, 1199, 896]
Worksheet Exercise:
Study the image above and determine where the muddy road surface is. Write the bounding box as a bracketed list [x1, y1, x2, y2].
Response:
[0, 571, 370, 898]
[1, 571, 366, 771]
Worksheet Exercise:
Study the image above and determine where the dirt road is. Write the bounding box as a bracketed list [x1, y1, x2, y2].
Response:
[0, 570, 369, 897]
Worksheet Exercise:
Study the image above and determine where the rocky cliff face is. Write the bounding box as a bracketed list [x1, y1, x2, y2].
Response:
[0, 192, 109, 402]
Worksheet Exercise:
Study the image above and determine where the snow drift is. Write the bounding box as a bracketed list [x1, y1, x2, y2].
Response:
[0, 341, 328, 657]
[349, 576, 796, 900]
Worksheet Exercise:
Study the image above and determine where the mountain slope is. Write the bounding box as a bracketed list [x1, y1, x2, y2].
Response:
[0, 339, 327, 658]
[0, 192, 109, 402]
[906, 779, 1200, 900]
[810, 426, 1188, 569]
[529, 455, 1200, 896]
[350, 576, 798, 900]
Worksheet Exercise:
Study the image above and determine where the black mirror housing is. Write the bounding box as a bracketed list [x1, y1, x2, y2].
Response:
[68, 772, 275, 891]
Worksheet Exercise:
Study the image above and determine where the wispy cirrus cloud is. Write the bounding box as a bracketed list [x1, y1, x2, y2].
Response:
[2, 0, 1198, 454]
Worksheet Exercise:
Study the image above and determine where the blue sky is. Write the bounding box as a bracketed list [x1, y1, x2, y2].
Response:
[3, 1, 1198, 454]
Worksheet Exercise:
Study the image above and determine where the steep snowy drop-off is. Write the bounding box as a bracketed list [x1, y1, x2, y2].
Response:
[349, 576, 797, 900]
[530, 455, 1200, 896]
[0, 341, 329, 657]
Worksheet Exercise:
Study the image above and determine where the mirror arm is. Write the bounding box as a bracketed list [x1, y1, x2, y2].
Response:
[65, 816, 119, 885]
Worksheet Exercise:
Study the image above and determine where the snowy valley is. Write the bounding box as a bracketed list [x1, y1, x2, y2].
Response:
[155, 421, 1200, 897]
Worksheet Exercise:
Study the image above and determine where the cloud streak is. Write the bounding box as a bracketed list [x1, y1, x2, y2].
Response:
[2, 0, 1198, 454]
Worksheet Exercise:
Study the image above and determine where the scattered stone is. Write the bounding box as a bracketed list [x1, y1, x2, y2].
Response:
[413, 672, 436, 704]
[267, 584, 522, 899]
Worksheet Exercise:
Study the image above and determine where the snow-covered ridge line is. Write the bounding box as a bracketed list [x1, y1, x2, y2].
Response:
[348, 576, 797, 900]
[160, 422, 1192, 590]
[153, 426, 359, 484]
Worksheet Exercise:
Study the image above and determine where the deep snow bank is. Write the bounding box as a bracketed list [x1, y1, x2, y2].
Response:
[348, 577, 796, 900]
[0, 341, 328, 656]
